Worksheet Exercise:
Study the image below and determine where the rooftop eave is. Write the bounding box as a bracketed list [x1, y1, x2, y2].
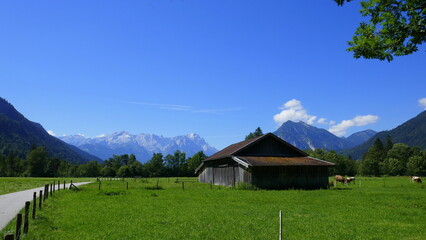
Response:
[231, 156, 250, 168]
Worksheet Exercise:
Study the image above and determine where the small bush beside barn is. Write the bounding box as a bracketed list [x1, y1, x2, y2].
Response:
[195, 133, 334, 189]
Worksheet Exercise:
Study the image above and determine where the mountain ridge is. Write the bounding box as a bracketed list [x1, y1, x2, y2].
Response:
[273, 120, 377, 151]
[59, 132, 218, 162]
[0, 97, 100, 163]
[340, 110, 426, 159]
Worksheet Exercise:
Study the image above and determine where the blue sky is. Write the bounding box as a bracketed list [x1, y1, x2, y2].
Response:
[1, 0, 425, 150]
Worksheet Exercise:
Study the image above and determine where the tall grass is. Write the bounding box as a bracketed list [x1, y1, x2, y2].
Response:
[1, 177, 425, 239]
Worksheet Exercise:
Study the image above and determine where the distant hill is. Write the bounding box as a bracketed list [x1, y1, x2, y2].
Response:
[341, 111, 426, 159]
[59, 132, 218, 162]
[0, 97, 100, 163]
[274, 121, 376, 151]
[344, 129, 377, 146]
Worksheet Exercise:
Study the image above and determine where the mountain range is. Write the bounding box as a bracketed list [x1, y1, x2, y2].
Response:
[340, 110, 426, 159]
[2, 96, 425, 164]
[273, 120, 377, 151]
[0, 97, 100, 163]
[59, 132, 218, 162]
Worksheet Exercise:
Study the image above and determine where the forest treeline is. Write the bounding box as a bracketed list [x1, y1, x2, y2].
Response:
[0, 147, 207, 178]
[307, 136, 426, 176]
[1, 135, 425, 177]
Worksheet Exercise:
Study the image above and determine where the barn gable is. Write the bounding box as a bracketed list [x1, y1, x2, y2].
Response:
[203, 133, 306, 162]
[235, 134, 307, 157]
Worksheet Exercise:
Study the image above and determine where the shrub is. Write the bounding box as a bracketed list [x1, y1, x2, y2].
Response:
[233, 182, 259, 190]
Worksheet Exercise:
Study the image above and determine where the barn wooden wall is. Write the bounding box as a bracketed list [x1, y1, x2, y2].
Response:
[198, 158, 250, 186]
[198, 159, 330, 189]
[252, 166, 329, 189]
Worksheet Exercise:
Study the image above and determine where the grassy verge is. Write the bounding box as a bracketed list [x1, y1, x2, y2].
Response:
[0, 177, 95, 195]
[1, 177, 425, 239]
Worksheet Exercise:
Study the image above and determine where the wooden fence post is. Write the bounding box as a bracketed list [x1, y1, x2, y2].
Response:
[24, 201, 30, 234]
[4, 234, 14, 240]
[50, 184, 52, 197]
[32, 192, 36, 219]
[39, 190, 42, 210]
[279, 210, 283, 240]
[98, 181, 101, 190]
[126, 182, 128, 190]
[64, 180, 66, 189]
[44, 185, 48, 201]
[53, 181, 55, 192]
[15, 213, 22, 240]
[58, 180, 60, 191]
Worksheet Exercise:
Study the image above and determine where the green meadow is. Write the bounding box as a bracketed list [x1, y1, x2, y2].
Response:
[1, 177, 425, 240]
[0, 177, 95, 195]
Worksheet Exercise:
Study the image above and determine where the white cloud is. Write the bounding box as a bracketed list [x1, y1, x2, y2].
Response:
[121, 100, 241, 115]
[328, 115, 379, 136]
[273, 99, 378, 136]
[273, 99, 318, 125]
[96, 134, 106, 138]
[418, 98, 426, 110]
[120, 101, 192, 110]
[47, 130, 56, 136]
[317, 118, 328, 125]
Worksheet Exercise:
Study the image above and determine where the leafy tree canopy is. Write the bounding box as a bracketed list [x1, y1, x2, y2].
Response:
[336, 0, 426, 61]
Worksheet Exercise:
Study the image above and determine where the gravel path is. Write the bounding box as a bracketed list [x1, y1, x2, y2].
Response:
[0, 182, 91, 230]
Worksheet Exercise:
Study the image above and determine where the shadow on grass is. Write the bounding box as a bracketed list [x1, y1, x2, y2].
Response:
[330, 187, 353, 190]
[145, 186, 164, 190]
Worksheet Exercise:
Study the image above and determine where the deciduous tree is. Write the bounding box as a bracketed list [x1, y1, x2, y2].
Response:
[336, 0, 426, 61]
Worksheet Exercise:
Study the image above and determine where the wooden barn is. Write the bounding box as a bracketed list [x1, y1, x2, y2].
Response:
[195, 133, 334, 189]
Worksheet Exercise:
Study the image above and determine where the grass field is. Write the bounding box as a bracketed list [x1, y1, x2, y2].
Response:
[1, 177, 425, 240]
[0, 177, 95, 195]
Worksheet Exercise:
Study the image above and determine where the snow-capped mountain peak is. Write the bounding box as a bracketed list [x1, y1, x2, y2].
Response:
[58, 132, 217, 162]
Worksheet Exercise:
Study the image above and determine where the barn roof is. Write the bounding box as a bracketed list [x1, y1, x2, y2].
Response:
[235, 156, 335, 166]
[204, 133, 307, 161]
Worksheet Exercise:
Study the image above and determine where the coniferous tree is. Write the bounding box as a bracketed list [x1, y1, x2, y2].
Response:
[359, 138, 385, 176]
[245, 127, 264, 140]
[384, 135, 394, 152]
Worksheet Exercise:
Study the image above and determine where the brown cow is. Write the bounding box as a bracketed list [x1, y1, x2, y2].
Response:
[412, 176, 422, 183]
[334, 175, 347, 185]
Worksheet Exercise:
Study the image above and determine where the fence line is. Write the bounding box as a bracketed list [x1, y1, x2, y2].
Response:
[2, 180, 76, 240]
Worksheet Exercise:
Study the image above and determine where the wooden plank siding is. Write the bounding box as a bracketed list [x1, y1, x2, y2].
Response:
[198, 159, 329, 189]
[198, 158, 247, 186]
[252, 166, 329, 189]
[237, 137, 303, 157]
